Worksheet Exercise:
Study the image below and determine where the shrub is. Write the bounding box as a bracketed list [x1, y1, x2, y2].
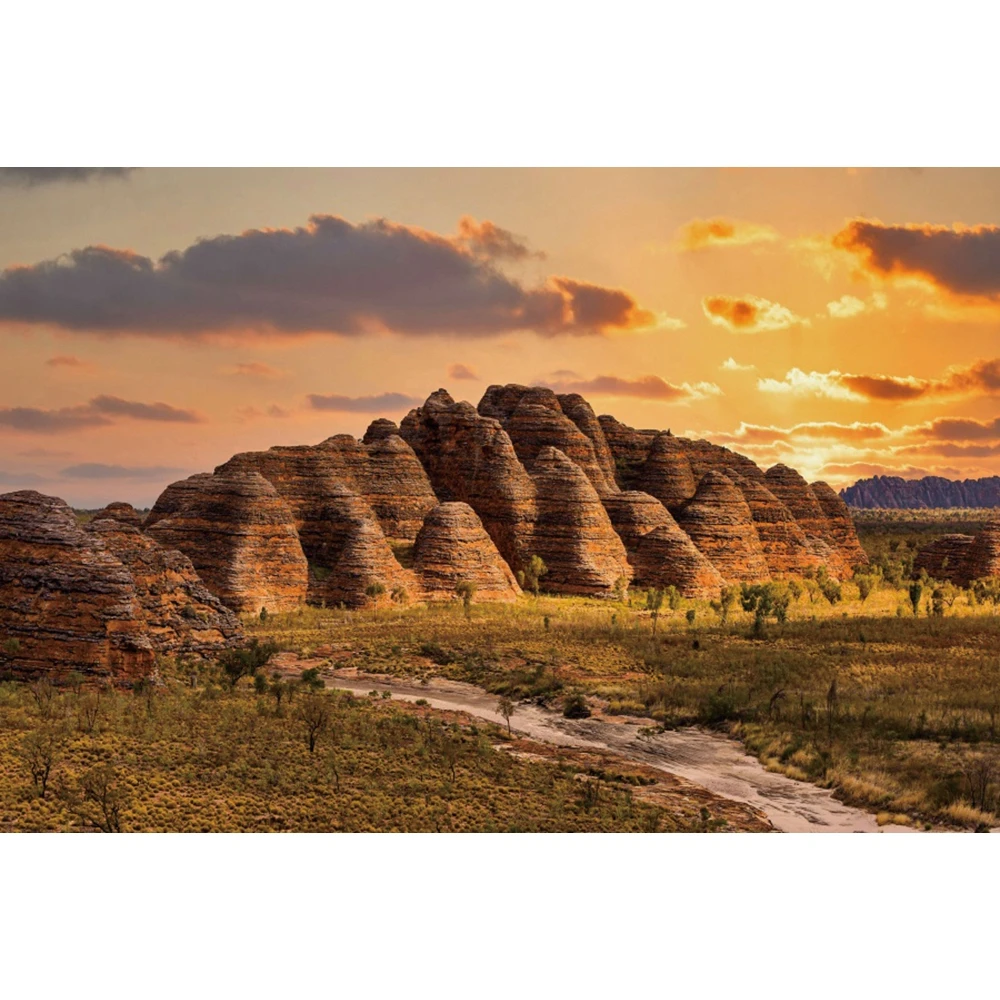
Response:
[562, 693, 591, 719]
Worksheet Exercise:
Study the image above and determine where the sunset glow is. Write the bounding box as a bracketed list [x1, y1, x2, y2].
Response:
[2, 167, 998, 506]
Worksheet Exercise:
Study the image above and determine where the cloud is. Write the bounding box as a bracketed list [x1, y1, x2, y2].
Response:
[0, 470, 48, 485]
[0, 395, 202, 434]
[818, 461, 952, 481]
[896, 441, 1000, 459]
[59, 463, 185, 480]
[909, 416, 1000, 441]
[16, 447, 72, 458]
[710, 420, 892, 446]
[0, 168, 134, 188]
[833, 218, 1000, 302]
[45, 354, 91, 368]
[224, 361, 287, 379]
[306, 392, 422, 413]
[455, 217, 541, 261]
[236, 404, 292, 421]
[702, 294, 806, 333]
[677, 218, 779, 251]
[447, 363, 479, 381]
[720, 357, 755, 372]
[0, 214, 656, 340]
[536, 373, 722, 403]
[825, 292, 887, 319]
[758, 358, 1000, 403]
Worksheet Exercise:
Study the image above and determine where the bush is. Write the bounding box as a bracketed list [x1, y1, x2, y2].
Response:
[562, 693, 591, 719]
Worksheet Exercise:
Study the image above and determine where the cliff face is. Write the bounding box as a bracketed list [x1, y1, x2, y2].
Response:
[0, 491, 245, 681]
[841, 475, 1000, 509]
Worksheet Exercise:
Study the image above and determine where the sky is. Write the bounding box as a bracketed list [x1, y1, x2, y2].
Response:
[1, 166, 999, 507]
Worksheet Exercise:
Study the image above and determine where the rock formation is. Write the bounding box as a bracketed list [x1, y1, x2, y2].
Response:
[479, 384, 616, 496]
[963, 515, 1000, 582]
[731, 475, 819, 577]
[764, 464, 850, 576]
[674, 472, 771, 584]
[400, 389, 537, 571]
[134, 384, 871, 608]
[637, 432, 698, 510]
[602, 491, 724, 598]
[86, 505, 243, 653]
[914, 534, 976, 583]
[0, 491, 154, 680]
[146, 470, 309, 614]
[810, 481, 869, 568]
[597, 414, 658, 490]
[841, 474, 1000, 509]
[412, 503, 522, 601]
[528, 447, 631, 595]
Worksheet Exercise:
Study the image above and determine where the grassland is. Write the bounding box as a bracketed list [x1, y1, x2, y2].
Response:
[246, 512, 1000, 830]
[0, 659, 774, 832]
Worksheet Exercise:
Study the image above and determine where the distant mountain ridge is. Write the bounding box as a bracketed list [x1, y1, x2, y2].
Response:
[841, 475, 1000, 509]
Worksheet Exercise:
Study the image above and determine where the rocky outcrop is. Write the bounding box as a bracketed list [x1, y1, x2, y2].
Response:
[529, 447, 631, 595]
[400, 389, 536, 572]
[914, 534, 976, 583]
[227, 434, 438, 543]
[674, 472, 771, 584]
[679, 438, 767, 484]
[478, 384, 616, 496]
[86, 506, 243, 653]
[841, 475, 1000, 509]
[412, 503, 522, 602]
[765, 464, 850, 576]
[810, 481, 869, 569]
[632, 526, 726, 599]
[362, 418, 400, 444]
[603, 491, 724, 598]
[597, 415, 658, 490]
[731, 475, 819, 577]
[0, 491, 154, 680]
[637, 432, 698, 510]
[557, 393, 619, 488]
[964, 515, 1000, 582]
[145, 471, 309, 615]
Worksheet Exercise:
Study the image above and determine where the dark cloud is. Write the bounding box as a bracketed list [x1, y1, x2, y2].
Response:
[0, 214, 654, 339]
[711, 420, 891, 446]
[447, 363, 479, 381]
[0, 395, 201, 434]
[16, 447, 72, 458]
[0, 168, 134, 188]
[911, 416, 1000, 441]
[307, 392, 422, 413]
[60, 463, 185, 480]
[833, 219, 1000, 300]
[536, 373, 722, 402]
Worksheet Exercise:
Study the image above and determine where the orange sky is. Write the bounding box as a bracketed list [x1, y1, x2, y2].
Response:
[1, 167, 999, 506]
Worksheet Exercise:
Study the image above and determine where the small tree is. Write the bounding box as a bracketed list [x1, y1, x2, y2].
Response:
[297, 693, 330, 753]
[856, 575, 875, 603]
[300, 667, 324, 691]
[365, 581, 386, 619]
[19, 727, 63, 798]
[685, 608, 696, 627]
[520, 555, 548, 598]
[646, 588, 665, 634]
[455, 580, 478, 620]
[908, 581, 923, 617]
[63, 763, 131, 832]
[495, 696, 515, 735]
[390, 585, 408, 607]
[218, 638, 279, 689]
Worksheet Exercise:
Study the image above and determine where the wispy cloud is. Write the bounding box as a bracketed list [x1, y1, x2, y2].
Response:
[59, 463, 185, 479]
[306, 392, 422, 413]
[720, 357, 755, 372]
[677, 218, 779, 251]
[0, 395, 203, 433]
[0, 168, 134, 188]
[224, 361, 288, 379]
[447, 363, 479, 381]
[536, 373, 722, 403]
